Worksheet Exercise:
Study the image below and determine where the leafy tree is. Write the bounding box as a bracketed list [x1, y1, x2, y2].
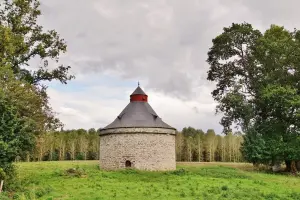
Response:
[0, 0, 74, 85]
[182, 127, 196, 161]
[0, 66, 38, 188]
[206, 22, 261, 132]
[0, 0, 74, 132]
[174, 127, 243, 162]
[196, 129, 205, 162]
[16, 126, 244, 163]
[206, 22, 300, 172]
[205, 129, 217, 162]
[0, 0, 74, 188]
[88, 128, 97, 134]
[240, 127, 271, 166]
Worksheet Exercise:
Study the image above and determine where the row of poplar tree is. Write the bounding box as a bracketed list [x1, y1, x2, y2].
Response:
[18, 127, 244, 163]
[176, 127, 243, 162]
[17, 129, 101, 162]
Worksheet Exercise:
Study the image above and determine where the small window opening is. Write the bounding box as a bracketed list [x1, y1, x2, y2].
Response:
[125, 160, 132, 168]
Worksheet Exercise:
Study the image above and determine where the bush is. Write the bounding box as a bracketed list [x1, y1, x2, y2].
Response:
[221, 185, 228, 191]
[0, 193, 10, 200]
[0, 165, 23, 192]
[76, 153, 85, 160]
[0, 168, 6, 181]
[64, 166, 87, 178]
[50, 152, 59, 161]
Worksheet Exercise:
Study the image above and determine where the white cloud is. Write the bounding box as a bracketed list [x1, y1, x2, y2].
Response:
[48, 83, 222, 133]
[37, 0, 300, 133]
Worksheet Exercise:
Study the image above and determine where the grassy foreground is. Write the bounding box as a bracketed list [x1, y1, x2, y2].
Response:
[1, 161, 300, 200]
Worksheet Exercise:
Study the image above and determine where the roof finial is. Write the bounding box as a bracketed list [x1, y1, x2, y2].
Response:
[138, 81, 140, 87]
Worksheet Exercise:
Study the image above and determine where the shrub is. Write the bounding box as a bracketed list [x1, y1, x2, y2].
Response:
[64, 166, 87, 178]
[221, 185, 228, 191]
[180, 191, 186, 197]
[76, 153, 85, 160]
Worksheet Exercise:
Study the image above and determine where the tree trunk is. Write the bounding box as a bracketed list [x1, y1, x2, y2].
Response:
[39, 149, 43, 161]
[59, 139, 63, 160]
[179, 140, 182, 161]
[209, 146, 212, 162]
[0, 180, 3, 193]
[62, 145, 65, 161]
[211, 143, 213, 162]
[26, 153, 30, 162]
[222, 144, 225, 162]
[285, 160, 291, 172]
[198, 138, 200, 162]
[189, 144, 192, 162]
[291, 161, 297, 174]
[198, 138, 201, 162]
[50, 146, 53, 161]
[296, 161, 300, 171]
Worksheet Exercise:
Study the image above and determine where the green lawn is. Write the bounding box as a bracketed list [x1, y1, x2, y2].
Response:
[2, 161, 300, 200]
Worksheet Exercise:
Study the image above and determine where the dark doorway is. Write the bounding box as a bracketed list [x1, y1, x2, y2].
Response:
[125, 160, 132, 168]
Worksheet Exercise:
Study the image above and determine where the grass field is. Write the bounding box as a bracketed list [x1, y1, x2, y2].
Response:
[1, 161, 300, 200]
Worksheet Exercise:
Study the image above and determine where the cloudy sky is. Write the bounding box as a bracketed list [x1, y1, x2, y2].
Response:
[37, 0, 299, 133]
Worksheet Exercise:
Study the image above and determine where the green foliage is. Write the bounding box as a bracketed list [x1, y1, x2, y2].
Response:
[75, 152, 85, 160]
[64, 166, 87, 178]
[176, 127, 244, 162]
[0, 68, 37, 184]
[0, 193, 10, 200]
[207, 22, 300, 170]
[241, 128, 271, 165]
[221, 185, 228, 191]
[26, 129, 100, 162]
[0, 0, 74, 85]
[1, 161, 300, 199]
[21, 126, 244, 164]
[0, 0, 75, 189]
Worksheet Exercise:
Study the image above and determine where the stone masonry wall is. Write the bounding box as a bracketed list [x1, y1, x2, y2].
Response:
[100, 129, 176, 171]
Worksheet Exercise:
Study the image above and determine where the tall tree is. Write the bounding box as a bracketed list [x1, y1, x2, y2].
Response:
[0, 0, 74, 133]
[0, 0, 74, 189]
[175, 131, 184, 161]
[206, 22, 300, 172]
[205, 129, 217, 162]
[182, 127, 198, 161]
[196, 129, 205, 162]
[0, 66, 39, 188]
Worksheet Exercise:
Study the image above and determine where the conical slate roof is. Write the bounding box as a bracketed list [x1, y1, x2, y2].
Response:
[102, 86, 176, 130]
[131, 86, 146, 95]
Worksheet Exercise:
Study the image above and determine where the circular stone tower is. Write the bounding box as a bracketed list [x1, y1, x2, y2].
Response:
[99, 85, 176, 171]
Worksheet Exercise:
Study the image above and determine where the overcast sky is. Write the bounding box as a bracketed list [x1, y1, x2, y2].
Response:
[38, 0, 300, 133]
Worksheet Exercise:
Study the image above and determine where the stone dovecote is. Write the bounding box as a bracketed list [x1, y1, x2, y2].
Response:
[99, 85, 176, 171]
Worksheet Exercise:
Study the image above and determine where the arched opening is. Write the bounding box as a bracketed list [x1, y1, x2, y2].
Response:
[125, 160, 132, 168]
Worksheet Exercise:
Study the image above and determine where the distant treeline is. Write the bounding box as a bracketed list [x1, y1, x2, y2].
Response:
[16, 127, 244, 163]
[17, 128, 100, 162]
[176, 127, 244, 162]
